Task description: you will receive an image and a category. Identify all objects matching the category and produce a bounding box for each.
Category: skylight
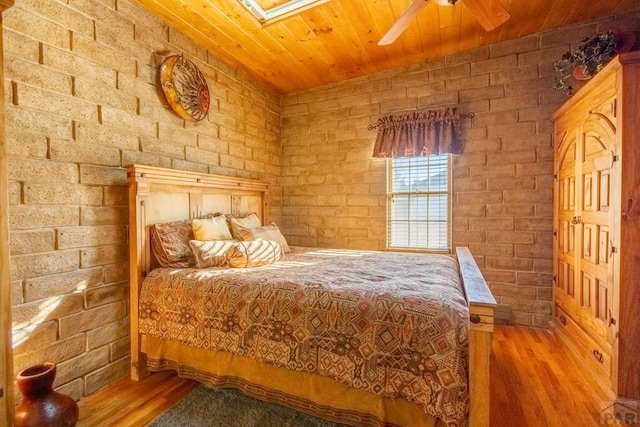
[237,0,330,24]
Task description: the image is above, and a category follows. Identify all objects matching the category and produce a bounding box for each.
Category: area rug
[149,385,347,427]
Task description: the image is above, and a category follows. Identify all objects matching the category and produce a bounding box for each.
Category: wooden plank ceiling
[133,0,640,94]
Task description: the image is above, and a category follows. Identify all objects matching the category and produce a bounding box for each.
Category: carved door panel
[555,133,578,313]
[577,114,616,344]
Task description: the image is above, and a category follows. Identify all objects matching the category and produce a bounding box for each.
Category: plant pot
[572,65,592,81]
[14,363,79,427]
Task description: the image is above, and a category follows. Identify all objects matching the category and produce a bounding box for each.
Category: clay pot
[15,363,79,427]
[572,65,591,81]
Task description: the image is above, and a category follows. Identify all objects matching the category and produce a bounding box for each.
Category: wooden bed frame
[127,164,496,427]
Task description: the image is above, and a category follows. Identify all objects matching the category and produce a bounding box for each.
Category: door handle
[593,349,604,363]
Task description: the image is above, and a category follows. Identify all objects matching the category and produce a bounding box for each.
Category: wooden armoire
[552,51,640,403]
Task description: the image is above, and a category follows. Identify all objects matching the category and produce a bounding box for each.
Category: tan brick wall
[5,0,281,398]
[280,12,640,328]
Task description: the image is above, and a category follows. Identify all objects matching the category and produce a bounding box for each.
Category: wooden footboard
[457,247,496,427]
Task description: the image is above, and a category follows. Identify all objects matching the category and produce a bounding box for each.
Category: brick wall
[5,0,281,399]
[280,12,640,328]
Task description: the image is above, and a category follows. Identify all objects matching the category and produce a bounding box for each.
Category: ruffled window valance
[371,108,462,158]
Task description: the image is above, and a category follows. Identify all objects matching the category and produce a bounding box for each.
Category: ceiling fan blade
[378,0,429,46]
[461,0,510,31]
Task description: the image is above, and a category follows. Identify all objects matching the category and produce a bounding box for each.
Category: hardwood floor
[77,326,624,427]
[76,370,198,427]
[490,326,621,427]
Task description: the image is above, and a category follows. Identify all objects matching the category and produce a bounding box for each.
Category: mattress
[139,247,470,426]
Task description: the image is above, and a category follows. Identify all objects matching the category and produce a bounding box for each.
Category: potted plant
[553,31,618,95]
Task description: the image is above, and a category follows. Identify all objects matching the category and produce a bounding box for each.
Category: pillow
[151,220,194,268]
[192,216,233,241]
[228,213,262,240]
[225,240,282,268]
[237,223,290,253]
[189,240,239,269]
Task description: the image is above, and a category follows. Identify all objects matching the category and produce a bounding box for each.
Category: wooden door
[555,130,578,314]
[576,111,616,345]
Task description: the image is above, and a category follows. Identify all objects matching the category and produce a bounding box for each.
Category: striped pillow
[225,240,282,268]
[189,240,238,268]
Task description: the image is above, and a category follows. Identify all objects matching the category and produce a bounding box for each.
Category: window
[237,0,330,24]
[387,155,451,252]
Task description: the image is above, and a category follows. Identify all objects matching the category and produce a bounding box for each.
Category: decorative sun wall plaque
[160,54,210,121]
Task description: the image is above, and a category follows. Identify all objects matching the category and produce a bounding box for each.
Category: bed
[127,164,496,427]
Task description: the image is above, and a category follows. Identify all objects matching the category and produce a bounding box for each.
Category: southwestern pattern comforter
[139,247,470,427]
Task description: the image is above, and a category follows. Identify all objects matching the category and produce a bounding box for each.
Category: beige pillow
[192,216,233,241]
[237,223,290,253]
[228,213,262,240]
[225,240,282,268]
[189,240,238,268]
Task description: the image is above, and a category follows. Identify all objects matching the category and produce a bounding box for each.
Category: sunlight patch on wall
[12,280,88,349]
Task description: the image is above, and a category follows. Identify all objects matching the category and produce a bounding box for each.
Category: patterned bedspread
[139,247,470,426]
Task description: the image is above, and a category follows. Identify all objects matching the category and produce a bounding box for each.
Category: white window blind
[387,155,451,251]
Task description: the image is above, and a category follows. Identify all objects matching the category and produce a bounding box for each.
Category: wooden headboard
[127,164,270,379]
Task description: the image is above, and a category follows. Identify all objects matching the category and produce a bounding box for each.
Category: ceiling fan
[378,0,511,46]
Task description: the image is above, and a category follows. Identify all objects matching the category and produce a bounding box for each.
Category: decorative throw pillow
[237,223,290,253]
[192,216,233,241]
[228,213,262,240]
[151,220,195,268]
[225,240,282,268]
[189,240,238,269]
